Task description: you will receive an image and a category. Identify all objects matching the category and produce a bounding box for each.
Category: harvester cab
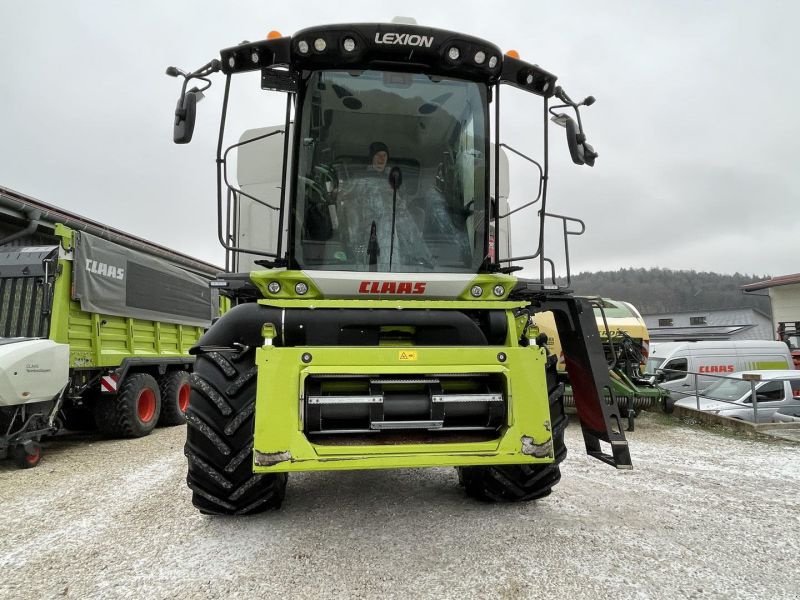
[168,21,632,515]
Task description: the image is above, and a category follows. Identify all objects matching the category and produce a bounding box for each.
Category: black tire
[94,373,162,438]
[457,355,567,502]
[662,395,675,414]
[12,442,42,469]
[184,348,287,516]
[158,371,191,427]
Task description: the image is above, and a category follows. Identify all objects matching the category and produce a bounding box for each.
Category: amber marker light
[505,49,520,59]
[267,30,282,39]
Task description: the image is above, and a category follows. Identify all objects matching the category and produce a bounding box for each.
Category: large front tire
[457,356,567,502]
[184,348,287,516]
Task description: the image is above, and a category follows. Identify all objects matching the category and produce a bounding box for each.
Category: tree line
[565,268,772,315]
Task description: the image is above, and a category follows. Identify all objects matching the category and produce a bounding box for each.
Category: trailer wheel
[184,348,287,516]
[457,357,567,502]
[94,373,162,438]
[158,371,191,427]
[12,442,42,469]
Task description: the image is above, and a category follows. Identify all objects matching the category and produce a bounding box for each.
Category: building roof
[742,273,800,292]
[642,307,772,320]
[649,325,754,341]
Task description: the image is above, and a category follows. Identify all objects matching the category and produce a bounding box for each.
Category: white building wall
[769,283,800,325]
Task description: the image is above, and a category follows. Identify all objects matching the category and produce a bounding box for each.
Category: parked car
[646,341,795,413]
[772,405,800,423]
[674,370,800,423]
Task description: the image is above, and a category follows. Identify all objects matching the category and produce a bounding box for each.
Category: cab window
[744,380,785,403]
[661,358,688,382]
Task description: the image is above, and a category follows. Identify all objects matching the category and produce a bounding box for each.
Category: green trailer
[168,20,632,514]
[0,188,220,467]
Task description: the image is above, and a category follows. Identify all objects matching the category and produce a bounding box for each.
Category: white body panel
[0,339,69,407]
[235,125,293,272]
[304,270,476,299]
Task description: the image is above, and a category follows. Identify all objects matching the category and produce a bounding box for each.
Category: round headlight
[474,51,486,65]
[493,285,505,297]
[470,285,483,298]
[251,52,259,63]
[267,281,281,294]
[314,38,327,52]
[297,40,309,54]
[295,282,309,295]
[227,56,236,68]
[526,73,534,85]
[343,37,356,52]
[488,56,498,69]
[447,46,460,61]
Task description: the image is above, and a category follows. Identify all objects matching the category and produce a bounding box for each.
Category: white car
[772,406,800,423]
[674,370,800,423]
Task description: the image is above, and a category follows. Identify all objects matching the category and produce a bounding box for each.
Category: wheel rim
[178,383,190,413]
[137,388,157,423]
[26,447,40,465]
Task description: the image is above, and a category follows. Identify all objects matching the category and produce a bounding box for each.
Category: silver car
[674,370,800,423]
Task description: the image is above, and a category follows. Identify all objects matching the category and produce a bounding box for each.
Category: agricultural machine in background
[168,19,631,515]
[533,298,668,430]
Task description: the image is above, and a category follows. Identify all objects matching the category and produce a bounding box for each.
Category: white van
[645,341,795,412]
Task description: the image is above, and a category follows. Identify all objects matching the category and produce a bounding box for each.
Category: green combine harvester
[168,19,632,515]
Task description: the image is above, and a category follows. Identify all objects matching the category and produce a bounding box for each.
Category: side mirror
[173,91,198,144]
[551,113,598,167]
[654,370,666,383]
[564,117,598,167]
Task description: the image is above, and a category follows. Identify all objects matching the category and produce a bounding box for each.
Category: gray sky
[2,1,798,276]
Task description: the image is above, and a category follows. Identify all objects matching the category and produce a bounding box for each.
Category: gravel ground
[1,414,798,600]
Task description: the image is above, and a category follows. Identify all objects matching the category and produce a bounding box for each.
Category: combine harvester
[0,187,220,467]
[167,19,632,514]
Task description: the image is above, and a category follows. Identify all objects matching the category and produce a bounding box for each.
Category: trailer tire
[457,356,567,502]
[94,373,162,438]
[184,348,287,516]
[12,442,42,469]
[158,371,191,427]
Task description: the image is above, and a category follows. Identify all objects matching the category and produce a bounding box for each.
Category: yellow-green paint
[251,270,324,300]
[48,231,203,369]
[252,344,554,473]
[53,223,74,250]
[749,360,791,370]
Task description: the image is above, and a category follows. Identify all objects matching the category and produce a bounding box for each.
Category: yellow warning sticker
[398,351,418,361]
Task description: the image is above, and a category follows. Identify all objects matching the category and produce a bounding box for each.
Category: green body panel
[252,343,554,473]
[48,236,203,370]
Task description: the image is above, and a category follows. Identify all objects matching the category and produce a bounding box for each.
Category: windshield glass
[293,70,487,273]
[703,378,750,401]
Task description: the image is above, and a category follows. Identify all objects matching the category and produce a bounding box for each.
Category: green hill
[565,268,772,315]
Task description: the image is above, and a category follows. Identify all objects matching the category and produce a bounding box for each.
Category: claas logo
[358,281,427,294]
[699,365,735,373]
